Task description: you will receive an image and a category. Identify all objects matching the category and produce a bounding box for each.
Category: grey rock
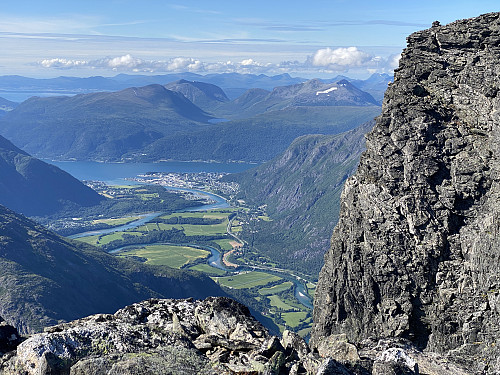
[0,297,270,375]
[311,12,500,375]
[315,358,353,375]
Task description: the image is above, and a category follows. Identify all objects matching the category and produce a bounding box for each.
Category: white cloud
[311,47,371,68]
[107,54,143,69]
[166,57,203,71]
[388,53,402,69]
[38,48,399,76]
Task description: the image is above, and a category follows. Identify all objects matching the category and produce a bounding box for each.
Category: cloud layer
[39,47,400,76]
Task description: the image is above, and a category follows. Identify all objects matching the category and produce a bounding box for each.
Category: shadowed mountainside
[0,135,104,216]
[227,121,373,275]
[0,204,225,334]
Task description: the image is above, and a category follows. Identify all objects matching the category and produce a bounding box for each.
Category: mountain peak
[312,12,500,373]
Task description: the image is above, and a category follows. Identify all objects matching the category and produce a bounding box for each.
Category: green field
[134,211,230,236]
[258,281,293,296]
[159,211,229,220]
[268,295,295,310]
[189,263,227,276]
[214,239,236,251]
[282,311,309,328]
[92,216,141,226]
[117,244,210,268]
[76,231,144,246]
[214,271,281,289]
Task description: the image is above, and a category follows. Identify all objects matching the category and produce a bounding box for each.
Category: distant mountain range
[0,72,392,102]
[0,78,381,163]
[0,84,211,161]
[226,121,374,275]
[214,79,379,119]
[0,134,104,216]
[0,203,225,334]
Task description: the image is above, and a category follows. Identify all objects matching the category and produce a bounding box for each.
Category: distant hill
[226,121,375,275]
[323,73,392,103]
[0,97,17,117]
[215,79,380,119]
[138,107,380,163]
[0,73,306,101]
[0,73,391,102]
[164,79,229,111]
[0,77,381,163]
[0,204,225,334]
[0,84,211,161]
[0,135,104,216]
[348,73,393,103]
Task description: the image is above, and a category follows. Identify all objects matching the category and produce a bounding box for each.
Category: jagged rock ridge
[311,12,500,374]
[0,298,338,375]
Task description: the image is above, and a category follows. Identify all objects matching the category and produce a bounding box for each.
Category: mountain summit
[312,12,500,374]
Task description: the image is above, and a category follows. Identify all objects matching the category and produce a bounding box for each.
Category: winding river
[51,160,313,310]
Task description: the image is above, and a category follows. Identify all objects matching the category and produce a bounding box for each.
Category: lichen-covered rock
[311,12,500,375]
[0,297,276,374]
[0,297,344,375]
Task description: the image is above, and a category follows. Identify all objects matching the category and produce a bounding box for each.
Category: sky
[1,0,499,79]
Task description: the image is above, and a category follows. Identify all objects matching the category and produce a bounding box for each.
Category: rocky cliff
[311,12,500,374]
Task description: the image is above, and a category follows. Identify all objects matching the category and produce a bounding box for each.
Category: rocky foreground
[0,297,474,374]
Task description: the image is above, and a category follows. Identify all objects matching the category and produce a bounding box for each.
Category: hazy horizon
[1,1,499,79]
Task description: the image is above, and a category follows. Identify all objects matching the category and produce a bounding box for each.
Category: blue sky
[1,0,498,78]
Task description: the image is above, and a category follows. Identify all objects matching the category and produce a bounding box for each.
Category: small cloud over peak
[311,47,371,68]
[107,54,143,69]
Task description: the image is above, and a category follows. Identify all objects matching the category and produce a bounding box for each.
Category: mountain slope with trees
[0,204,225,334]
[227,121,374,275]
[0,84,211,161]
[0,135,104,216]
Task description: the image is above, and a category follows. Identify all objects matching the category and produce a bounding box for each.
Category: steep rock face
[312,13,500,374]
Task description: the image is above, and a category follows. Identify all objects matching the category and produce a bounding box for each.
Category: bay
[43,159,256,185]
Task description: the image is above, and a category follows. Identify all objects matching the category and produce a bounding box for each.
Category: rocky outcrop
[0,298,476,375]
[0,297,349,375]
[311,12,500,374]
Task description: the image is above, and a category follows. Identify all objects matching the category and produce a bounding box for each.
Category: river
[50,160,313,310]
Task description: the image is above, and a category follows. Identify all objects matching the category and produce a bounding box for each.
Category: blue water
[43,159,256,185]
[163,186,229,211]
[68,212,163,239]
